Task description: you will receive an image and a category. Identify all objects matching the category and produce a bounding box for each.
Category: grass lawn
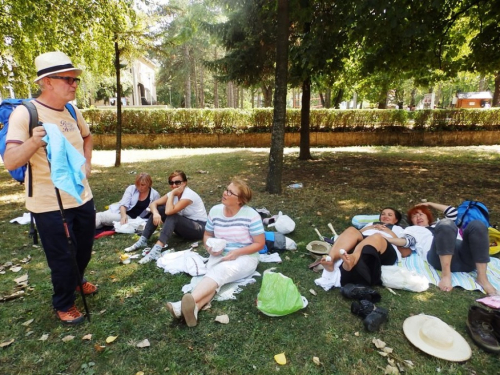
[1,146,500,375]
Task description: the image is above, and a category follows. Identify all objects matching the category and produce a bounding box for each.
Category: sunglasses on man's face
[48,76,81,85]
[168,180,184,186]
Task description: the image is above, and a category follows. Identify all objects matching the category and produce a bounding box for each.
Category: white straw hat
[34,51,82,82]
[306,241,330,255]
[403,314,471,362]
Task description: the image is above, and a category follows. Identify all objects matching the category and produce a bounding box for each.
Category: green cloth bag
[257,270,307,317]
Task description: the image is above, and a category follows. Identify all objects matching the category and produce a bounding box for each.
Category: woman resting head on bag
[166,178,265,327]
[387,202,498,296]
[320,207,409,286]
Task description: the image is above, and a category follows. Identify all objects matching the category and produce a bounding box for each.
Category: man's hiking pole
[39,126,91,322]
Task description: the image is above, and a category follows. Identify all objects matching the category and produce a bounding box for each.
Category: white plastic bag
[381,265,429,292]
[268,211,295,234]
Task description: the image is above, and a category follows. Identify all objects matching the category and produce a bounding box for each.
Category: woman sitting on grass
[166,178,265,327]
[125,170,207,264]
[95,172,160,229]
[387,202,499,295]
[320,207,409,286]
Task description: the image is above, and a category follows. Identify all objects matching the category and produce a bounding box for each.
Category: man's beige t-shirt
[6,101,93,213]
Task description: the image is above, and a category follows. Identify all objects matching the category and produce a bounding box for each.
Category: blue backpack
[0,98,77,183]
[455,200,490,231]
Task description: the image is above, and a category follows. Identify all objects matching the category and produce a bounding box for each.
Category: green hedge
[82,108,500,135]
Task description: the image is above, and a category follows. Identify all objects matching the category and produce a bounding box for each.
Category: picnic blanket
[182,272,261,301]
[398,253,500,293]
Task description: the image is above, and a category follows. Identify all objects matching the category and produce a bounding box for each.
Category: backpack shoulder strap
[21,100,39,245]
[64,103,80,131]
[21,101,38,198]
[22,100,39,135]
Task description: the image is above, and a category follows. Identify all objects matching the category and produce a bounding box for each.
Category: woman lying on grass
[320,207,409,286]
[166,178,265,327]
[387,202,499,295]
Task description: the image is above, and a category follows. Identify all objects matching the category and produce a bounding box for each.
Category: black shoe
[491,310,500,341]
[363,307,388,332]
[466,305,500,353]
[351,300,375,319]
[341,284,381,303]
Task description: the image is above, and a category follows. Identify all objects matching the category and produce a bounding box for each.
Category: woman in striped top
[387,202,498,295]
[166,178,265,327]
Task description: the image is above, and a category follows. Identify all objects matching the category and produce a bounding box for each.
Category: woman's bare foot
[341,251,359,272]
[477,277,499,296]
[319,257,335,272]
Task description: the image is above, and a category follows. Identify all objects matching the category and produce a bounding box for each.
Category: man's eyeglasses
[225,189,239,197]
[168,180,184,186]
[48,76,81,85]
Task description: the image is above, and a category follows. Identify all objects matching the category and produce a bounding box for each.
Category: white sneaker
[166,301,182,319]
[138,245,162,264]
[124,237,147,252]
[181,293,198,327]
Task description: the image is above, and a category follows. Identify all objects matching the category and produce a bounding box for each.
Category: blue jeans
[32,199,95,311]
[427,219,490,272]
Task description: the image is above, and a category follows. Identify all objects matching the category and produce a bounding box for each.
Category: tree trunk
[266,0,288,194]
[184,45,191,108]
[299,77,312,160]
[493,71,500,107]
[325,88,331,108]
[333,88,344,109]
[199,67,204,108]
[213,49,219,108]
[114,35,122,167]
[234,84,239,108]
[262,84,273,107]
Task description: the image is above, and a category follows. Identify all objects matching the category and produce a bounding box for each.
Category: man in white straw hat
[4,51,96,325]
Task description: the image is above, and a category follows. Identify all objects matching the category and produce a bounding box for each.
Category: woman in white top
[125,170,207,263]
[388,202,498,295]
[95,172,160,229]
[320,207,408,286]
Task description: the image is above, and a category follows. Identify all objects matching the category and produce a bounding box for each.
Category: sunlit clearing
[414,292,434,302]
[0,192,24,203]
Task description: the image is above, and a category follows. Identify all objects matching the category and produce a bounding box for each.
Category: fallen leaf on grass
[0,290,25,302]
[378,351,388,357]
[214,315,229,324]
[383,347,393,354]
[39,334,49,341]
[316,211,322,216]
[94,344,106,352]
[372,338,386,349]
[354,332,360,336]
[312,356,321,365]
[0,339,14,348]
[384,364,399,374]
[25,331,34,337]
[136,372,145,375]
[309,289,317,296]
[106,335,118,344]
[10,266,22,273]
[136,339,150,348]
[82,334,92,341]
[62,335,75,342]
[14,274,28,284]
[274,353,286,365]
[22,319,34,326]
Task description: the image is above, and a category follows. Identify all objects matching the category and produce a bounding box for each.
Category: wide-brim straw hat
[403,314,471,362]
[306,241,330,255]
[34,51,82,82]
